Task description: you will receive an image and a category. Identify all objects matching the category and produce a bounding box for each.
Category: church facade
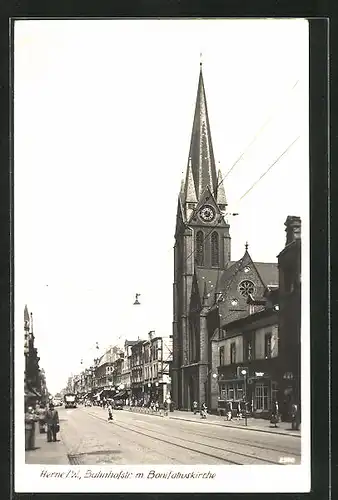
[172,63,278,411]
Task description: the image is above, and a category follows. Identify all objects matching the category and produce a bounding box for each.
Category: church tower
[172,62,231,409]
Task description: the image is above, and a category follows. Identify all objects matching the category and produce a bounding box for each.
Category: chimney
[285,216,301,246]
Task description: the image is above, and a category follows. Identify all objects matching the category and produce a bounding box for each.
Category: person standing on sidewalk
[270,400,280,428]
[25,404,37,450]
[193,400,198,415]
[45,402,59,442]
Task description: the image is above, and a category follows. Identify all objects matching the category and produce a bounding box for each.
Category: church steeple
[186,62,218,201]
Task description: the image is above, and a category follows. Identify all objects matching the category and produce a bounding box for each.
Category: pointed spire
[188,63,218,200]
[30,312,34,334]
[245,241,249,252]
[24,305,30,330]
[216,168,228,206]
[184,158,197,203]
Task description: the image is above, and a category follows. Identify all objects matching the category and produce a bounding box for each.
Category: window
[211,232,219,266]
[230,342,236,364]
[219,346,225,366]
[264,333,272,359]
[238,280,255,297]
[255,384,269,410]
[244,337,253,361]
[196,231,204,266]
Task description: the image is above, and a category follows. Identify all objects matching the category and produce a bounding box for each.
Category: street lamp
[241,369,248,426]
[133,293,141,305]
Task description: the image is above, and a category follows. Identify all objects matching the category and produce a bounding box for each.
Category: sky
[14,19,309,395]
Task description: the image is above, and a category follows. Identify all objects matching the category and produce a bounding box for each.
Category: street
[27,406,301,466]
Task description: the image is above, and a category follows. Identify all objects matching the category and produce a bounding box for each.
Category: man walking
[45,402,59,442]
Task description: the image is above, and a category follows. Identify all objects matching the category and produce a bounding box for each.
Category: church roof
[254,262,279,287]
[186,63,218,201]
[196,268,223,307]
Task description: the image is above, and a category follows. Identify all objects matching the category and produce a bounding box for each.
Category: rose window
[238,280,255,297]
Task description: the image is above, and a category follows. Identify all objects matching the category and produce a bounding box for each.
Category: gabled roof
[254,262,279,287]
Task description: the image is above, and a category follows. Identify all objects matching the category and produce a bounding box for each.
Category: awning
[113,391,127,399]
[25,387,41,398]
[25,390,38,398]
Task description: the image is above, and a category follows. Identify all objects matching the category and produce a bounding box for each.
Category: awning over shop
[25,387,41,398]
[113,391,127,399]
[25,390,38,398]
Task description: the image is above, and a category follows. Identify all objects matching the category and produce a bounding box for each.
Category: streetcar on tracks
[64,393,77,409]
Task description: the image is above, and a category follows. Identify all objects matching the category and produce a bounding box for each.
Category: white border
[14,18,311,493]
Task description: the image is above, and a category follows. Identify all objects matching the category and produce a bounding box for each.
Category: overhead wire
[168,79,301,266]
[182,134,301,267]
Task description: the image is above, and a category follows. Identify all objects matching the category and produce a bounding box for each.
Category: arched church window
[211,232,219,266]
[196,231,204,266]
[238,280,255,297]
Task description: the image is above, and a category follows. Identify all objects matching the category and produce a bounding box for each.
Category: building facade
[277,216,301,421]
[24,305,48,404]
[215,291,279,418]
[130,333,173,405]
[172,62,278,411]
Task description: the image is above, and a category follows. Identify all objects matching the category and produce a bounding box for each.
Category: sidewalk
[124,407,301,437]
[25,424,69,464]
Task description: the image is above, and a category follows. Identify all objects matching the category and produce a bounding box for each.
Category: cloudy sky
[14,19,309,395]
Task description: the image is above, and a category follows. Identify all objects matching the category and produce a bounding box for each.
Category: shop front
[218,366,279,419]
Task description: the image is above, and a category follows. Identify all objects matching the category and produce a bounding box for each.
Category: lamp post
[241,369,248,426]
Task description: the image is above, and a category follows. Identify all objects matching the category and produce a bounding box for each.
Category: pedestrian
[155,401,159,412]
[163,399,168,417]
[270,400,280,428]
[200,402,207,419]
[25,404,37,450]
[193,400,198,415]
[45,402,59,442]
[291,402,300,430]
[226,401,233,421]
[236,401,242,421]
[107,402,113,421]
[37,403,47,434]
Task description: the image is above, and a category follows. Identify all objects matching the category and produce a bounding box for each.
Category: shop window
[219,346,225,366]
[230,342,236,364]
[264,333,272,359]
[255,383,269,410]
[228,387,234,400]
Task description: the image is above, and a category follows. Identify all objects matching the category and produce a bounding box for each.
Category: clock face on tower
[199,205,216,222]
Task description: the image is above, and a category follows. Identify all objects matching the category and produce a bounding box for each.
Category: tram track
[85,410,288,465]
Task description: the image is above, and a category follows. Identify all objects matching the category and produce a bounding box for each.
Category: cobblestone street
[26,406,301,466]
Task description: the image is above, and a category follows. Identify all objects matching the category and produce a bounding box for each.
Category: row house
[121,340,137,395]
[130,339,144,401]
[208,216,301,420]
[131,332,173,404]
[24,306,49,404]
[93,345,124,399]
[214,288,279,419]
